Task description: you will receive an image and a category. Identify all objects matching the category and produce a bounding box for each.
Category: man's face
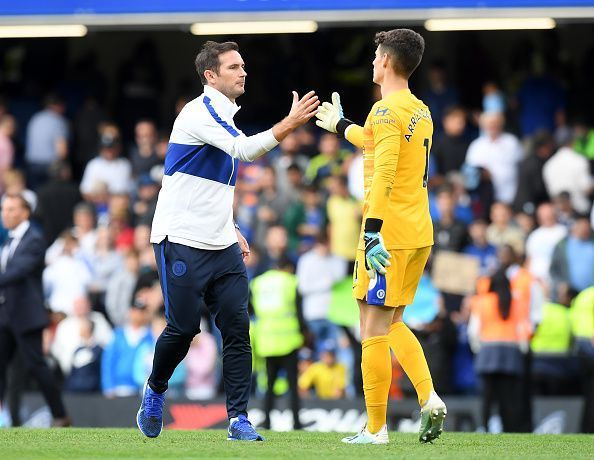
[372,46,387,85]
[1,197,28,230]
[207,50,247,101]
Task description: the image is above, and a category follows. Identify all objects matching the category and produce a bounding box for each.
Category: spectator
[513,130,554,215]
[251,256,306,430]
[294,125,318,158]
[482,81,505,114]
[326,175,360,267]
[185,329,218,400]
[530,283,576,395]
[51,295,112,376]
[34,161,81,244]
[25,93,69,189]
[43,230,92,315]
[253,166,290,250]
[421,60,459,134]
[305,133,350,186]
[101,296,152,397]
[296,233,346,356]
[432,185,468,252]
[569,286,594,432]
[432,107,470,179]
[80,123,132,200]
[3,169,37,213]
[64,318,103,393]
[543,132,593,214]
[466,112,523,204]
[298,340,347,400]
[525,202,567,284]
[553,191,577,230]
[284,163,304,205]
[284,184,326,255]
[271,133,308,196]
[486,202,525,256]
[259,225,289,272]
[105,249,140,327]
[87,225,124,312]
[131,174,160,226]
[129,120,160,178]
[0,115,16,191]
[464,219,499,276]
[468,269,526,432]
[550,215,594,296]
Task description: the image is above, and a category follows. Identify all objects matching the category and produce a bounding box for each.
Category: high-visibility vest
[531,302,572,355]
[250,270,303,357]
[472,292,522,343]
[328,277,359,327]
[569,286,594,339]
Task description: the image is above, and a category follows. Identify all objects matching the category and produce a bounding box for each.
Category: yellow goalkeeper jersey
[349,88,434,250]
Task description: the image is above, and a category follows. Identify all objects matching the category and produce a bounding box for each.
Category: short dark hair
[3,192,31,214]
[374,29,425,78]
[195,41,239,85]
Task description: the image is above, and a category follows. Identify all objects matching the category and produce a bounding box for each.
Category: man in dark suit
[0,193,69,426]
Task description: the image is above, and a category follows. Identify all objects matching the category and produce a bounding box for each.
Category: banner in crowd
[13,394,584,434]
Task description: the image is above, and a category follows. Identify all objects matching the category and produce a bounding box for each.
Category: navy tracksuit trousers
[149,239,251,419]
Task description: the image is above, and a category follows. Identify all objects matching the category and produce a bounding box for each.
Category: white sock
[229,417,238,425]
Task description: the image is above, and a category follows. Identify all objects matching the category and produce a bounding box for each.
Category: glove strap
[364,218,383,233]
[336,118,355,138]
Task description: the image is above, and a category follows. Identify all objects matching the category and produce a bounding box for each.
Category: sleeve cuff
[259,128,280,151]
[364,218,383,233]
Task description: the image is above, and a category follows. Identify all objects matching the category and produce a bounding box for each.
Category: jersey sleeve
[365,109,402,222]
[345,124,364,149]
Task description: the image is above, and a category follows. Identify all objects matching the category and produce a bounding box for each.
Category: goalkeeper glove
[315,92,355,137]
[363,218,391,278]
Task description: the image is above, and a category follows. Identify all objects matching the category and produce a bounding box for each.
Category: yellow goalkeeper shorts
[353,246,431,307]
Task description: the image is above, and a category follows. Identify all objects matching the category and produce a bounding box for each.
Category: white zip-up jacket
[150,86,279,249]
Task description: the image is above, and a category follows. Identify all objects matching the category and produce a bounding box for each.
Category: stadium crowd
[0,52,593,433]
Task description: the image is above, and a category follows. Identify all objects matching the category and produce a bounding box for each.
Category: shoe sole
[419,407,447,443]
[136,408,163,439]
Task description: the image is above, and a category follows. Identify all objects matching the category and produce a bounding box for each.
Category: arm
[195,91,318,163]
[0,236,45,286]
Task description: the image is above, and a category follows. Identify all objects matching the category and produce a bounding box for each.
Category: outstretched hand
[286,90,319,129]
[315,91,343,133]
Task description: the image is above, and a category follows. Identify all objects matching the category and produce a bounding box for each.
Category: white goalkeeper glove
[315,92,354,137]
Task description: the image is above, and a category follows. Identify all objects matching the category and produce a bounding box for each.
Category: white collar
[8,220,30,240]
[203,85,241,118]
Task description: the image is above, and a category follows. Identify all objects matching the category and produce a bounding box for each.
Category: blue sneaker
[137,382,166,438]
[227,415,265,441]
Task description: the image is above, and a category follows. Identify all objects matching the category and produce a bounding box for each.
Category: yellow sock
[361,335,392,433]
[388,321,433,406]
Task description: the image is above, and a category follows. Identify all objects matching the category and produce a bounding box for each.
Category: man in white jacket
[137,40,318,441]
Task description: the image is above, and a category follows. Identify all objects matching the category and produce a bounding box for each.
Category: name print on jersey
[404,107,431,142]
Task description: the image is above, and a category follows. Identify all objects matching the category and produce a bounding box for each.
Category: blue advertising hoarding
[1,1,594,16]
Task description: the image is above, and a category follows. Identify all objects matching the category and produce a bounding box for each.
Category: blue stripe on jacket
[203,96,240,137]
[164,143,238,186]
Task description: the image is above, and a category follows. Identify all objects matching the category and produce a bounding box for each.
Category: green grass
[1,429,593,459]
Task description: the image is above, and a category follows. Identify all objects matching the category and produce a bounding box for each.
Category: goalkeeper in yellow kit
[315,29,446,445]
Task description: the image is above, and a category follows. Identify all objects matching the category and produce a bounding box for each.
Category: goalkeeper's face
[372,46,386,85]
[211,50,247,102]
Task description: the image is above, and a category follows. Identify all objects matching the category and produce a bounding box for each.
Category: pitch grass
[1,429,593,459]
